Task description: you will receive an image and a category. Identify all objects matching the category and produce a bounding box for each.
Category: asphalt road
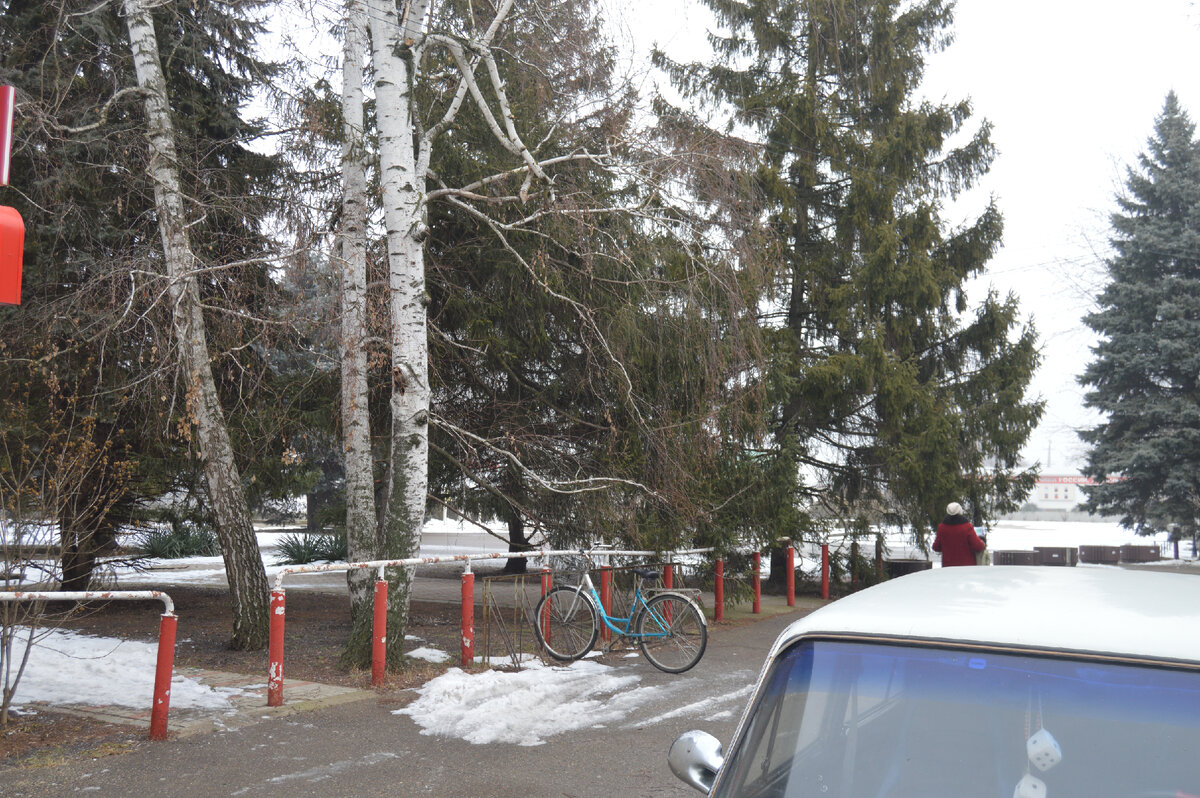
[6,606,811,798]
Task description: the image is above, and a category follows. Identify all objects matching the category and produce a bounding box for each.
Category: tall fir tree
[1080,92,1200,535]
[656,0,1041,564]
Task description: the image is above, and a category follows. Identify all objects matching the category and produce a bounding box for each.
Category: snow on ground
[407,646,450,663]
[101,516,511,589]
[986,519,1171,551]
[787,518,1184,575]
[7,628,245,714]
[393,659,655,746]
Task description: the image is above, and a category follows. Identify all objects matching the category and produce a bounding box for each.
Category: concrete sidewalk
[40,668,375,738]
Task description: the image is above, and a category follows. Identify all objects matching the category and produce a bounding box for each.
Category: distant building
[1034,475,1087,509]
[1027,474,1124,511]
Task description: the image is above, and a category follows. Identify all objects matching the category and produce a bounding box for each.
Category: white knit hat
[946,502,964,516]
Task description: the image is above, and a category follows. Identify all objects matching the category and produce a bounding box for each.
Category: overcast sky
[608,0,1200,473]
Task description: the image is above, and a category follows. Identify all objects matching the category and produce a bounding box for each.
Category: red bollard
[786,545,795,607]
[540,568,552,642]
[752,552,761,614]
[149,612,177,740]
[267,588,286,707]
[461,570,475,666]
[663,562,673,590]
[821,544,830,600]
[714,559,725,621]
[371,579,387,687]
[600,565,612,642]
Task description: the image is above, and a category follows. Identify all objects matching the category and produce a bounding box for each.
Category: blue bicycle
[533,562,707,673]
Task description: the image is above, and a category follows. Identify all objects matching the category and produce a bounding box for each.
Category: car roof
[773,566,1200,665]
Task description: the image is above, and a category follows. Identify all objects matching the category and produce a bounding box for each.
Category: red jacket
[933,518,986,567]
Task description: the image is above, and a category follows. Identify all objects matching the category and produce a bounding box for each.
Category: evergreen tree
[1080,92,1200,535]
[423,0,769,565]
[656,0,1041,561]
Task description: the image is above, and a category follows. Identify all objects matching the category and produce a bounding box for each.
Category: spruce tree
[656,0,1041,559]
[1080,92,1200,535]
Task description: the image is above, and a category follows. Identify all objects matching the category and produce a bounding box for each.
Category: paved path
[5,599,818,798]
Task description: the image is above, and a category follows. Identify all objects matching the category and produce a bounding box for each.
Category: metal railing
[265,547,716,706]
[0,590,177,740]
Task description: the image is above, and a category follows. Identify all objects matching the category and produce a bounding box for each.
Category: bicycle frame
[575,569,672,640]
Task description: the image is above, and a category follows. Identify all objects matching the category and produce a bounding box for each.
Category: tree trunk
[366,0,431,665]
[59,529,100,593]
[764,545,792,594]
[123,0,269,650]
[305,492,322,534]
[501,512,530,575]
[337,0,384,667]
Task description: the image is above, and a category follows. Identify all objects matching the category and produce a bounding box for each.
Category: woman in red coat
[933,502,986,566]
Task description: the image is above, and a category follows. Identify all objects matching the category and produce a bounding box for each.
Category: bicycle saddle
[634,568,660,580]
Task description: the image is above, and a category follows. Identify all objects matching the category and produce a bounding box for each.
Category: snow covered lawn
[6,628,245,714]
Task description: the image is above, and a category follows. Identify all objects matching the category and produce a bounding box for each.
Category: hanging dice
[1027,728,1062,771]
[1013,774,1047,798]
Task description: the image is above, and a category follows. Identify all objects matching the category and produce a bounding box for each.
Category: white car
[669,566,1200,797]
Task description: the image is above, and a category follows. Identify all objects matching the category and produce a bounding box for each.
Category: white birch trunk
[123,0,269,649]
[365,0,431,650]
[337,0,380,660]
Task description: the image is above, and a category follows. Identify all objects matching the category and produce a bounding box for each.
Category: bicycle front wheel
[636,592,707,673]
[533,586,600,662]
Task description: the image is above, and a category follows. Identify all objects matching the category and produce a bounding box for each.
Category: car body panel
[763,566,1200,665]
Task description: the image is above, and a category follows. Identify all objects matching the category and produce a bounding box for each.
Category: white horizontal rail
[0,589,175,615]
[272,548,715,591]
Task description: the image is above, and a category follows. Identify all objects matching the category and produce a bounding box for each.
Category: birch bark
[357,0,431,661]
[336,0,381,662]
[123,0,269,649]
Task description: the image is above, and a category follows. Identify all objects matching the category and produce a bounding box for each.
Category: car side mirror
[668,730,725,793]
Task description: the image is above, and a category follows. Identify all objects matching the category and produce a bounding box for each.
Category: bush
[274,531,347,565]
[135,522,220,559]
[316,531,347,562]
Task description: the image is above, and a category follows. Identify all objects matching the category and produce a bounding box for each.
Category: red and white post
[149,612,177,740]
[461,568,475,666]
[371,576,388,686]
[540,567,552,642]
[714,559,724,621]
[267,588,286,707]
[0,85,13,187]
[752,551,761,614]
[786,543,796,607]
[821,544,830,600]
[599,564,612,642]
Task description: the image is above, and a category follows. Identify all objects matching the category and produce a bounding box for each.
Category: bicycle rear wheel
[533,586,600,661]
[636,592,707,673]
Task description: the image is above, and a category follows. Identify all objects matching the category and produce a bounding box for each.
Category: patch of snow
[626,684,754,728]
[8,629,244,712]
[393,659,658,746]
[407,646,449,663]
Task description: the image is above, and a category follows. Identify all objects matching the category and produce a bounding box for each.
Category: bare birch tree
[336,0,382,659]
[122,0,270,650]
[337,0,439,664]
